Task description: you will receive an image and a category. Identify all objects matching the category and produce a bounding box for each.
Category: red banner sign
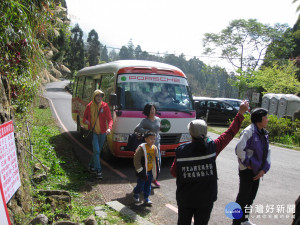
[0,121,21,203]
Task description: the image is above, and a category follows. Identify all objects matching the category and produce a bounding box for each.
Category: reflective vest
[175,138,218,207]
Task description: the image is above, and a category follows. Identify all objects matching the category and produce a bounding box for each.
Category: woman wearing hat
[170,101,249,225]
[232,108,271,225]
[83,89,113,179]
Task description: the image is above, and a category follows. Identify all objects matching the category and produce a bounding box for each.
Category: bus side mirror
[109,93,117,106]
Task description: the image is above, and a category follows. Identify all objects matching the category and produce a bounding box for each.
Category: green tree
[109,49,119,61]
[290,15,300,81]
[186,57,206,91]
[203,19,291,97]
[140,50,150,60]
[101,45,109,62]
[66,24,85,73]
[87,29,101,66]
[119,46,129,59]
[262,25,295,69]
[203,19,290,71]
[164,54,181,68]
[250,60,300,94]
[135,45,143,60]
[293,0,300,12]
[127,39,135,59]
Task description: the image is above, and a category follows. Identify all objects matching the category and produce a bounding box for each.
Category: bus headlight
[113,133,129,142]
[179,133,192,142]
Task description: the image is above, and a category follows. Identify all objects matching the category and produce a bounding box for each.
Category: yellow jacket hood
[92,89,104,104]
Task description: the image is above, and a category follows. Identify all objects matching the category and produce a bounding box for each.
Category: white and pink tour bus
[72,60,195,158]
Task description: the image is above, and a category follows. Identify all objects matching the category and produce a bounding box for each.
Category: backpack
[126,133,145,151]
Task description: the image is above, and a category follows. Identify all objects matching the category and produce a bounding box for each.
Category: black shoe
[144,198,152,206]
[96,171,103,179]
[89,166,96,174]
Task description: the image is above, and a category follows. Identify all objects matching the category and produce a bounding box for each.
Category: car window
[225,100,241,108]
[224,102,234,110]
[208,100,218,108]
[200,101,207,107]
[218,102,225,109]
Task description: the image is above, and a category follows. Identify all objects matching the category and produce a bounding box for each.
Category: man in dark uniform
[170,101,249,225]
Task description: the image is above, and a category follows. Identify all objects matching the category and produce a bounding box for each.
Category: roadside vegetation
[208,114,300,150]
[13,97,137,224]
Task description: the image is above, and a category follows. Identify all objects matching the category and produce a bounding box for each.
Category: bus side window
[99,74,114,103]
[82,77,94,102]
[73,77,79,97]
[95,79,101,90]
[77,77,85,98]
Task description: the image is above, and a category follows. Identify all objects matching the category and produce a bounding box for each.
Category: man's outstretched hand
[238,100,249,115]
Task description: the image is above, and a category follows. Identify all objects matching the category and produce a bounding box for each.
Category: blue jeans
[90,133,106,172]
[133,171,153,200]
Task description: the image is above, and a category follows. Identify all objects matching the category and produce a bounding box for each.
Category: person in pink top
[83,89,113,179]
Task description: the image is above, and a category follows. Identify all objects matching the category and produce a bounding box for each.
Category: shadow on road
[48,130,178,223]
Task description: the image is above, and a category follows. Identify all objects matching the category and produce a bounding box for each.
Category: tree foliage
[0,0,70,112]
[263,27,296,67]
[203,19,291,72]
[108,49,119,61]
[202,19,293,98]
[250,60,300,94]
[66,24,85,72]
[293,0,300,12]
[87,29,101,66]
[101,45,109,62]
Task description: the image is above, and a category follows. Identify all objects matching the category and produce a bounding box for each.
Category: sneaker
[152,180,160,187]
[133,193,140,203]
[241,220,256,225]
[144,199,152,206]
[96,171,103,179]
[89,166,96,174]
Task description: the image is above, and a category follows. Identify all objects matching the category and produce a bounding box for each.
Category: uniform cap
[187,119,207,139]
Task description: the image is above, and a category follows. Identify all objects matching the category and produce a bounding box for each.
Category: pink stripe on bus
[117,110,195,118]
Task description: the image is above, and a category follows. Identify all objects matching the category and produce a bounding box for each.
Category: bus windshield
[116,74,193,111]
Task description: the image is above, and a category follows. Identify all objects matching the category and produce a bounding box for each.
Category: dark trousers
[178,203,213,225]
[232,169,260,225]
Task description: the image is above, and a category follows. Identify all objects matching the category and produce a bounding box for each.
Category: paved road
[44,80,299,225]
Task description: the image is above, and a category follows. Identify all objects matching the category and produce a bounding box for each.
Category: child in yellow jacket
[133,132,160,206]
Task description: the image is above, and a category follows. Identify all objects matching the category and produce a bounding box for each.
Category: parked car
[193,97,238,125]
[216,98,250,112]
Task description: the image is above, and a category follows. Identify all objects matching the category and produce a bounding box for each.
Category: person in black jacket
[170,101,249,225]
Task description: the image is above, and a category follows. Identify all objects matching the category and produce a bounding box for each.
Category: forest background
[2,0,300,111]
